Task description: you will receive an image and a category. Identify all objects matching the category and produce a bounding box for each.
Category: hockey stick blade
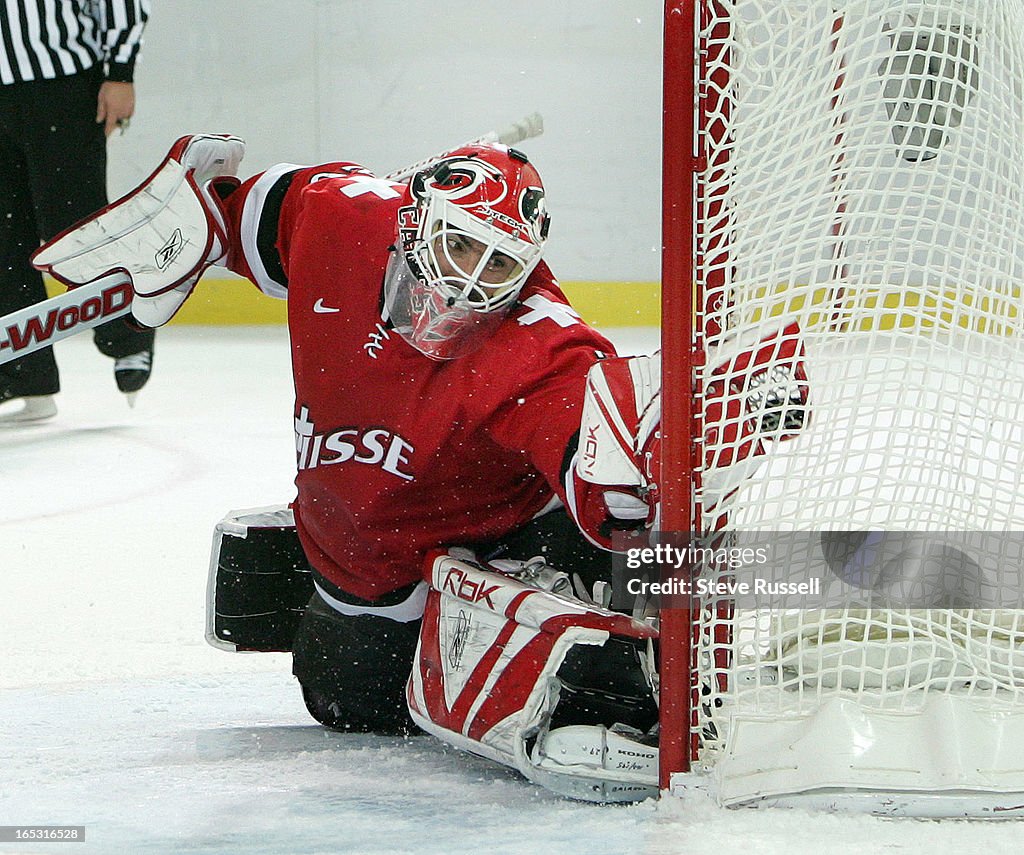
[385,111,544,181]
[0,271,134,366]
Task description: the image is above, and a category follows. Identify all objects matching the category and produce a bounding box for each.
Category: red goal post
[659,0,700,788]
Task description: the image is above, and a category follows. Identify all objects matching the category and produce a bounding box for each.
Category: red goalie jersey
[217,162,618,600]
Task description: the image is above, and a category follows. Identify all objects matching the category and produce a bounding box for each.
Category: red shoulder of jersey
[488,263,617,387]
[464,263,618,494]
[219,162,410,297]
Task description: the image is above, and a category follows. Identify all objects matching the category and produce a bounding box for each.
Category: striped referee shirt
[0,0,149,86]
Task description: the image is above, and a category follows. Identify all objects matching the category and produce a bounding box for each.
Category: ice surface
[1,326,1020,854]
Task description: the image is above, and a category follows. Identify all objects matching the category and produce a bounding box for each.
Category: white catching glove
[32,134,246,328]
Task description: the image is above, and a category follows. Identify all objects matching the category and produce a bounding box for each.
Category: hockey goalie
[31,134,809,802]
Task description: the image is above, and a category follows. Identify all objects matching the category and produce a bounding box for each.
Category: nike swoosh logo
[313,298,341,314]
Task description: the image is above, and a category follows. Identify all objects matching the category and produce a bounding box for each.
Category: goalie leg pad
[407,551,660,803]
[206,505,314,652]
[168,134,246,186]
[477,506,616,599]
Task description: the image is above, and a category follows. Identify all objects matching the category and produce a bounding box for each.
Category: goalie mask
[384,144,550,360]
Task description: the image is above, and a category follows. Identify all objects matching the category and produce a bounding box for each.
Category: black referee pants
[0,67,152,398]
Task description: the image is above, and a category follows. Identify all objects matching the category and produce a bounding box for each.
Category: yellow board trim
[45,276,663,328]
[743,280,1024,335]
[45,273,1022,333]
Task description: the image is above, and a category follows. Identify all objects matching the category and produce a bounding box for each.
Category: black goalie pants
[291,587,422,736]
[290,507,619,735]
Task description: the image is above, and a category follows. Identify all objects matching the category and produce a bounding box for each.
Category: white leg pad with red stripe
[407,551,659,803]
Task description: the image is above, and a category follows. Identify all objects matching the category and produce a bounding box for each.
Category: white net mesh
[693,0,1024,767]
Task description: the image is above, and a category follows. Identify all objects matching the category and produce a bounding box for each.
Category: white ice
[1,326,1020,854]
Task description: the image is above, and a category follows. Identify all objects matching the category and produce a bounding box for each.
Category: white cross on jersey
[516,294,582,328]
[340,176,404,200]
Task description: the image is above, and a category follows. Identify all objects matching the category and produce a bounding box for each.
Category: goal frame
[657,0,1024,812]
[659,0,701,789]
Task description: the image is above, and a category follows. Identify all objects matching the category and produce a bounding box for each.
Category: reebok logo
[155,228,186,270]
[313,298,341,314]
[442,566,500,609]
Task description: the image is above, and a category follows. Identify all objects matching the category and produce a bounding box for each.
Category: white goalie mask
[383,144,549,360]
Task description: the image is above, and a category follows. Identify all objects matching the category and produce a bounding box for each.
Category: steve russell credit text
[623,543,822,597]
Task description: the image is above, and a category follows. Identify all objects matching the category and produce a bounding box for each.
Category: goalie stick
[0,113,545,367]
[0,270,134,367]
[384,112,543,181]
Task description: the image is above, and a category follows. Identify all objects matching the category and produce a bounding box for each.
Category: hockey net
[660,0,1024,810]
